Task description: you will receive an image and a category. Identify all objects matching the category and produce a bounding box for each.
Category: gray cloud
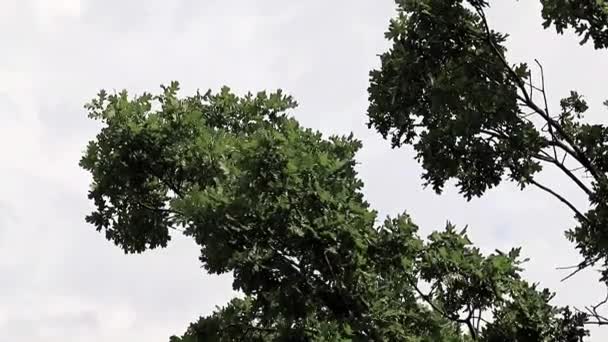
[1,0,607,340]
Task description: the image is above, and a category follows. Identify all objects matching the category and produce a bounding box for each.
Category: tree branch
[473,5,604,186]
[534,59,558,160]
[533,151,593,197]
[528,179,589,224]
[408,277,479,340]
[574,292,608,326]
[557,257,600,281]
[136,201,187,233]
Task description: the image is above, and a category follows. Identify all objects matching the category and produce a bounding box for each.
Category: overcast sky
[1,0,607,340]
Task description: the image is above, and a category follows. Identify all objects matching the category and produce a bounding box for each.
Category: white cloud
[0,0,606,340]
[35,0,80,19]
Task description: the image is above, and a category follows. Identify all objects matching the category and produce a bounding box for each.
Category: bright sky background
[1,0,607,340]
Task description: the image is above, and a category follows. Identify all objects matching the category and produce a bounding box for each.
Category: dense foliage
[541,0,608,49]
[81,83,586,340]
[79,0,608,340]
[368,0,608,292]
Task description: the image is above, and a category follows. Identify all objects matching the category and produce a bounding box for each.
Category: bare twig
[569,166,586,172]
[574,292,608,326]
[528,69,534,100]
[534,151,593,197]
[534,59,558,159]
[557,256,601,281]
[464,304,478,340]
[520,111,538,119]
[529,179,588,224]
[556,264,583,270]
[561,266,587,282]
[474,5,604,185]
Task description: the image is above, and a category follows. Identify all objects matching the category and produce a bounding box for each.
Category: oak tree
[78,0,608,340]
[81,82,586,340]
[368,0,608,324]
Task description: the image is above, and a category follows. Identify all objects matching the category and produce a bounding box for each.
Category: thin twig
[528,69,534,101]
[534,151,593,197]
[561,266,586,282]
[569,166,586,172]
[535,59,558,160]
[529,179,588,224]
[474,5,603,185]
[558,256,600,281]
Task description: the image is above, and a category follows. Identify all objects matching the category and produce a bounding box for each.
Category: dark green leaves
[80,82,298,254]
[368,0,544,199]
[482,284,588,342]
[541,0,608,49]
[73,0,608,339]
[368,0,608,296]
[81,81,588,340]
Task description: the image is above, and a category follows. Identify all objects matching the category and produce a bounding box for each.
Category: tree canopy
[80,0,608,340]
[81,83,586,340]
[368,0,608,311]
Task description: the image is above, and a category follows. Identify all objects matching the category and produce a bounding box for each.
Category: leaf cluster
[82,83,587,340]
